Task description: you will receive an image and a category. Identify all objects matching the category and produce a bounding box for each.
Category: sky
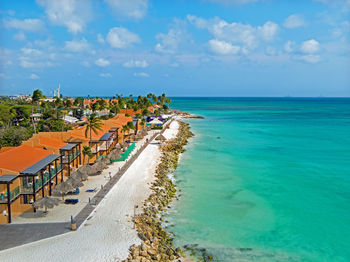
[0,0,349,97]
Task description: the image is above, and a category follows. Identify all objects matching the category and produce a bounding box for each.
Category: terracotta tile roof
[0,145,51,173]
[0,147,15,153]
[39,137,66,149]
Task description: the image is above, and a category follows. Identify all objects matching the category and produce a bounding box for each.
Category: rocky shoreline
[122,121,194,262]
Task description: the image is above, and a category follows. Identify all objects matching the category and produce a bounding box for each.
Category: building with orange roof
[0,111,139,224]
[0,145,63,224]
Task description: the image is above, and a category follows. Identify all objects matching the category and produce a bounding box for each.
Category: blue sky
[0,0,349,97]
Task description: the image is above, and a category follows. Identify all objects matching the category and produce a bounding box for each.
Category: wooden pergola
[0,175,19,223]
[20,154,61,212]
[59,143,81,177]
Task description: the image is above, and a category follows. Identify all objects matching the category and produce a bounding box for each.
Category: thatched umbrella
[89,160,105,174]
[52,181,74,199]
[33,197,60,213]
[72,169,88,181]
[110,151,121,160]
[79,164,95,176]
[135,133,143,140]
[115,143,121,150]
[155,134,166,142]
[67,176,84,188]
[120,141,128,148]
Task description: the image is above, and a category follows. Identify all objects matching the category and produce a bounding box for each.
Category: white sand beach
[0,120,179,262]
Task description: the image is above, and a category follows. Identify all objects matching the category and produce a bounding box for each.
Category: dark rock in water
[217,136,221,139]
[238,247,253,252]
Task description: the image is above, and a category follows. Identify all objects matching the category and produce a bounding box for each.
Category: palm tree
[82,146,92,164]
[121,125,129,142]
[84,113,103,141]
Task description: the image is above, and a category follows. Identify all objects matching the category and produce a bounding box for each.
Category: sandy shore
[0,120,179,262]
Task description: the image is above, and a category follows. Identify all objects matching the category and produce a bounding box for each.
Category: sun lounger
[86,188,97,192]
[67,188,79,195]
[65,199,79,204]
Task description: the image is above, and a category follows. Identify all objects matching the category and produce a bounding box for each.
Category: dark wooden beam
[6,183,11,224]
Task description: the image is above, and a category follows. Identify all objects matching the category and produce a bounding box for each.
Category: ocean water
[168,98,350,262]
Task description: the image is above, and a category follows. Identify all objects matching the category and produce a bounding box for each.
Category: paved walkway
[0,121,172,252]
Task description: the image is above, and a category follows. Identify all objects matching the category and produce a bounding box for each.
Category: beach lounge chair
[67,188,80,195]
[65,199,79,204]
[86,188,97,192]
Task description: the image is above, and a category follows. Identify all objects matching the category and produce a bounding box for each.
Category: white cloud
[13,31,26,41]
[21,48,42,56]
[301,39,320,54]
[209,39,240,55]
[297,55,321,63]
[284,14,305,29]
[95,58,110,67]
[30,73,40,79]
[3,18,45,32]
[97,33,105,44]
[65,38,89,52]
[134,72,149,77]
[106,27,140,48]
[123,59,149,68]
[284,41,296,53]
[155,20,191,54]
[99,73,112,78]
[188,15,279,54]
[258,21,279,42]
[36,0,92,34]
[104,0,148,20]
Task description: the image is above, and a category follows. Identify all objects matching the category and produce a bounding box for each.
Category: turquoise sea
[168,98,350,262]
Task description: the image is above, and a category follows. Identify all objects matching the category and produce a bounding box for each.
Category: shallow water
[168,98,350,262]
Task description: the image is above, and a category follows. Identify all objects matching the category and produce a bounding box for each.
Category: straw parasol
[78,164,95,176]
[141,129,148,136]
[110,151,121,160]
[135,133,143,140]
[71,169,88,181]
[66,176,84,188]
[89,160,105,174]
[33,197,60,213]
[120,141,128,148]
[155,134,166,142]
[52,181,74,199]
[115,143,121,149]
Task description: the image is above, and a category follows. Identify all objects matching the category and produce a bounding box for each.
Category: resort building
[0,113,140,224]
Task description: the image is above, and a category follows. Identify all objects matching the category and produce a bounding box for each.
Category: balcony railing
[0,186,21,204]
[62,150,80,163]
[17,164,63,195]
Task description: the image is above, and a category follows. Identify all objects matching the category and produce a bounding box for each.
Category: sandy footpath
[0,120,179,262]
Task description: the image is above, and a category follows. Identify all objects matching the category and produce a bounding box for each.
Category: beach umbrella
[71,169,88,181]
[33,197,60,213]
[110,151,121,160]
[155,134,166,142]
[120,141,128,148]
[146,126,151,131]
[78,164,95,176]
[66,177,84,188]
[135,133,143,140]
[140,130,147,137]
[52,181,74,199]
[115,143,121,149]
[149,118,163,125]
